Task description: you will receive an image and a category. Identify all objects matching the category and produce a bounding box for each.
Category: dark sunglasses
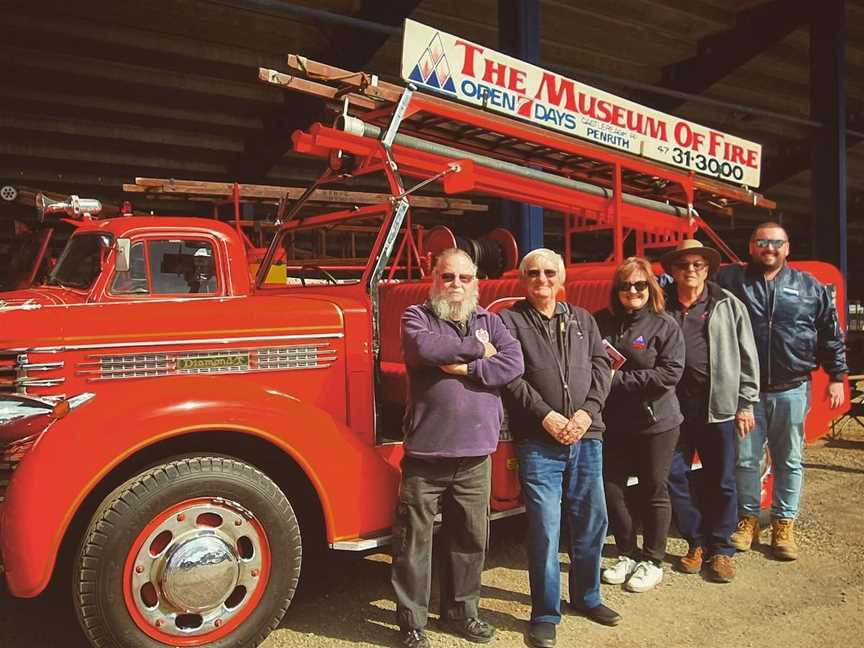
[672,261,708,271]
[754,238,787,249]
[618,280,649,292]
[439,272,475,283]
[526,268,558,279]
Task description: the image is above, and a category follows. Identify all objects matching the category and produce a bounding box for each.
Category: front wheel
[73,456,301,648]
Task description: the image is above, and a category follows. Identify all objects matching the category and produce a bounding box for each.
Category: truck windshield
[47,233,114,290]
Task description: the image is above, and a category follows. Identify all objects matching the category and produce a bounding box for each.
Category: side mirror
[115,239,131,272]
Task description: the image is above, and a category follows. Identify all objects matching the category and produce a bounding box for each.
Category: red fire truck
[0,22,849,648]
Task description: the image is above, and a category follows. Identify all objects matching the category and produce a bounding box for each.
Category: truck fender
[1,376,400,597]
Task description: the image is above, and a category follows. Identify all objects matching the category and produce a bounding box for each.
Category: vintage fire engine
[0,20,848,648]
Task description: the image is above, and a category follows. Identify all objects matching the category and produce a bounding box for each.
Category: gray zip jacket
[668,281,760,423]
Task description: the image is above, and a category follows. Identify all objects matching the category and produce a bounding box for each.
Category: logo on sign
[408,31,457,94]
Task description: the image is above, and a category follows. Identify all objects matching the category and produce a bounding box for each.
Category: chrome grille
[0,351,65,394]
[0,436,37,504]
[0,352,18,394]
[77,343,338,381]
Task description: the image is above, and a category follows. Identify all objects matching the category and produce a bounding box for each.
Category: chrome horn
[36,193,102,221]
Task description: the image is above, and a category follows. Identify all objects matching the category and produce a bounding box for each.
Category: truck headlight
[0,393,95,444]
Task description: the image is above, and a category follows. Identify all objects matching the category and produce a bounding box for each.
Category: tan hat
[660,239,721,274]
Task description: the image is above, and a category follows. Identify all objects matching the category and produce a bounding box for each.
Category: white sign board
[401,19,762,187]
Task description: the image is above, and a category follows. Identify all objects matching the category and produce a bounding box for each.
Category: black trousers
[603,426,679,563]
[391,454,491,631]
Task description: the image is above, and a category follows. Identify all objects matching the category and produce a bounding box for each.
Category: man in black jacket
[715,222,848,560]
[501,248,616,648]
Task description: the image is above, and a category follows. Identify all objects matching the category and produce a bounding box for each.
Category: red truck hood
[0,287,88,310]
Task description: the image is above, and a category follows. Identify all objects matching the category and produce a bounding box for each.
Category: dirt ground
[2,426,862,648]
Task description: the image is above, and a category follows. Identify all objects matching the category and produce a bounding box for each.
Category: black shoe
[528,621,557,647]
[573,603,622,627]
[400,628,431,648]
[443,617,496,643]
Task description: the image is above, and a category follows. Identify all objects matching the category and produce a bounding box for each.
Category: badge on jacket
[475,329,490,343]
[632,335,646,349]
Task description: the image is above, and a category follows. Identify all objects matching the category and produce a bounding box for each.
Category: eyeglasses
[754,238,787,249]
[526,268,558,279]
[439,272,475,283]
[672,261,709,271]
[618,280,649,292]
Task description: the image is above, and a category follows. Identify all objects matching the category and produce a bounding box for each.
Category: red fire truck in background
[0,22,849,648]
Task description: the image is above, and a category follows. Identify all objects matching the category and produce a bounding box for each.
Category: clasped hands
[440,341,497,376]
[543,409,591,445]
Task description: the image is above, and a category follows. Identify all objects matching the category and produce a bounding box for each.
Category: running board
[329,506,526,551]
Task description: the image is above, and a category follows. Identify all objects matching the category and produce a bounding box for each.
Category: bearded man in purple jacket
[392,248,524,648]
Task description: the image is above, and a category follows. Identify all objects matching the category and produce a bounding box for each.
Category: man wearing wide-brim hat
[660,238,721,275]
[660,239,759,584]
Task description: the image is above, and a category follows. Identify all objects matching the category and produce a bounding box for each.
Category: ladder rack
[260,56,776,266]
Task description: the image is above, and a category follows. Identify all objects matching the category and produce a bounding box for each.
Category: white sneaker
[624,560,663,592]
[601,556,637,585]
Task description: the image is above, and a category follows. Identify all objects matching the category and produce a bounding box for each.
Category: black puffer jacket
[595,306,685,435]
[715,263,848,388]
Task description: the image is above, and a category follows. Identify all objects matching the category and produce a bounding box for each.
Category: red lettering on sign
[578,93,596,117]
[674,122,693,148]
[533,73,577,111]
[509,68,527,92]
[724,143,746,165]
[610,104,625,128]
[744,149,759,169]
[647,117,668,142]
[483,59,508,86]
[708,130,725,157]
[454,40,485,77]
[596,99,612,123]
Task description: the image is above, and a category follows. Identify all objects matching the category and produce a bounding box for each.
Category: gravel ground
[2,427,862,648]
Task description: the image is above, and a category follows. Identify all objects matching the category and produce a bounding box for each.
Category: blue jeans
[738,381,810,519]
[518,439,607,624]
[667,398,738,557]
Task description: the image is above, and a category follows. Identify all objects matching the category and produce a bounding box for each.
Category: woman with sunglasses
[595,257,685,593]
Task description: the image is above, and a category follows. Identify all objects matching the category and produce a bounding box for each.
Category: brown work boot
[771,518,799,561]
[677,546,703,573]
[706,554,736,583]
[730,515,760,551]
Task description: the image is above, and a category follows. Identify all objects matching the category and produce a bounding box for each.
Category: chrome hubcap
[161,534,239,612]
[129,499,266,637]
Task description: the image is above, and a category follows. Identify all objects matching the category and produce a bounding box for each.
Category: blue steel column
[498,0,544,254]
[810,0,847,283]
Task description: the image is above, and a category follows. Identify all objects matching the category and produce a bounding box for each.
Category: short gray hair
[434,248,477,275]
[519,248,566,282]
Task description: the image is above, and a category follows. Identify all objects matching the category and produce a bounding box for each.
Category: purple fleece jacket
[401,301,524,458]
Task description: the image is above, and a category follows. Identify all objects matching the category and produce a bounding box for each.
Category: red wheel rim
[122,497,272,646]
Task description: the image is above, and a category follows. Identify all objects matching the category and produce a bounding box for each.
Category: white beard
[430,288,479,323]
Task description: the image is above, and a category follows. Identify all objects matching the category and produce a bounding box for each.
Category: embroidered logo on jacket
[475,329,490,343]
[632,335,647,349]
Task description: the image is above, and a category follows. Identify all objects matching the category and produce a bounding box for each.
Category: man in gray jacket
[662,240,759,583]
